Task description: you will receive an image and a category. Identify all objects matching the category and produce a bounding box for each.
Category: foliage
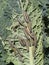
[0,0,49,65]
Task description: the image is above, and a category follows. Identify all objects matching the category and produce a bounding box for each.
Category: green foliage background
[0,0,49,65]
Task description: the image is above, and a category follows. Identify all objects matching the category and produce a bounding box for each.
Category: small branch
[29,46,35,65]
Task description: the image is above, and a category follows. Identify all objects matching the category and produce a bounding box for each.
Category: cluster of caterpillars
[6,11,37,59]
